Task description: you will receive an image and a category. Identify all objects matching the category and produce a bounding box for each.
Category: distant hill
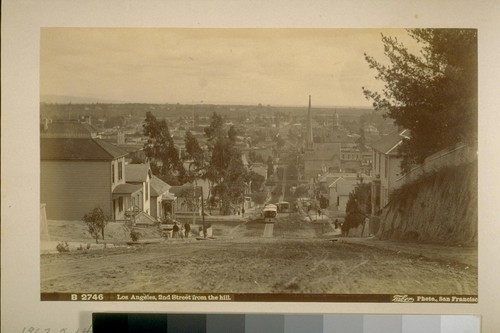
[41,94,126,104]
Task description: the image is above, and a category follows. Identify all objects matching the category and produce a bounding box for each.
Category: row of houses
[311,128,409,215]
[40,121,201,222]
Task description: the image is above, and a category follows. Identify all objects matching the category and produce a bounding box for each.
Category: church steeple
[305,95,314,150]
[333,109,340,130]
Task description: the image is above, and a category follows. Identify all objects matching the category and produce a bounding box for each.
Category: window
[384,156,388,178]
[119,197,123,212]
[111,163,115,183]
[145,183,149,201]
[378,153,381,174]
[118,161,123,180]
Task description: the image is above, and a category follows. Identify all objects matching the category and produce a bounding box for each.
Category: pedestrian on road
[242,207,245,217]
[172,223,179,239]
[184,223,191,238]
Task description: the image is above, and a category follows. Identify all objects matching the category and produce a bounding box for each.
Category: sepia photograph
[38,28,477,303]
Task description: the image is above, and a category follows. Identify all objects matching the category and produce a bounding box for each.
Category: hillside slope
[377,162,477,245]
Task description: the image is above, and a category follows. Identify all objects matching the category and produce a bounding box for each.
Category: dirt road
[41,213,477,295]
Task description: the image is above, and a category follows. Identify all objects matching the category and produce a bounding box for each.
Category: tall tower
[333,109,340,130]
[305,95,314,150]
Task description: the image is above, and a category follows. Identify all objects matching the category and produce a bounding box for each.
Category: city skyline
[41,28,419,107]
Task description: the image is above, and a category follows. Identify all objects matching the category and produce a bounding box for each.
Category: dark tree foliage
[343,183,372,232]
[205,112,247,215]
[363,29,477,173]
[228,125,238,143]
[204,111,224,140]
[274,134,286,149]
[266,156,274,178]
[184,130,206,183]
[143,112,186,184]
[245,170,266,192]
[251,191,268,206]
[248,150,265,164]
[82,207,109,244]
[286,163,299,181]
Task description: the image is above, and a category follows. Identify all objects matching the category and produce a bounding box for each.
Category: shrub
[82,207,109,244]
[130,230,141,242]
[56,241,70,253]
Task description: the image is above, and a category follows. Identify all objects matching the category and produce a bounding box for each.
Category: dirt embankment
[378,162,477,245]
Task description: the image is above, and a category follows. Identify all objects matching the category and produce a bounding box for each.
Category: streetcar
[276,201,290,213]
[262,204,278,223]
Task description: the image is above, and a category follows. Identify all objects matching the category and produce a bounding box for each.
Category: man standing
[184,223,191,238]
[172,223,179,239]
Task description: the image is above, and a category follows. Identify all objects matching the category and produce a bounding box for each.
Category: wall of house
[372,151,402,209]
[150,195,160,219]
[329,187,338,211]
[110,157,126,190]
[341,159,362,173]
[387,156,403,192]
[328,178,358,212]
[145,178,150,214]
[41,160,112,220]
[338,195,349,213]
[113,195,134,221]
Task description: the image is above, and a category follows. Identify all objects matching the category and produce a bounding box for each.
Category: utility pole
[201,186,206,238]
[192,181,197,226]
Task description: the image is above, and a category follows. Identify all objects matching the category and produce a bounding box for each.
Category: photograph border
[2,0,499,332]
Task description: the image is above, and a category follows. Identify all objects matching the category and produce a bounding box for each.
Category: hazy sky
[40,28,417,107]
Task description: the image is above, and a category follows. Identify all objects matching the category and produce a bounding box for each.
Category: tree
[184,130,206,182]
[246,170,265,192]
[204,111,224,140]
[342,183,371,234]
[82,207,109,244]
[143,112,185,184]
[319,195,329,209]
[228,125,238,143]
[274,134,285,149]
[204,112,247,215]
[251,191,268,207]
[363,29,477,173]
[266,156,274,178]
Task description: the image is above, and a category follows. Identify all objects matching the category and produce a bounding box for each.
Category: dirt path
[41,238,476,295]
[41,213,477,295]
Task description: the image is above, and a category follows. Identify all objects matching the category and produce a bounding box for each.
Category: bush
[56,241,70,253]
[130,230,141,242]
[82,207,109,244]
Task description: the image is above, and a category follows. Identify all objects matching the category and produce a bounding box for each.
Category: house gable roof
[41,138,128,160]
[112,183,142,194]
[125,164,151,183]
[369,129,410,155]
[150,175,171,197]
